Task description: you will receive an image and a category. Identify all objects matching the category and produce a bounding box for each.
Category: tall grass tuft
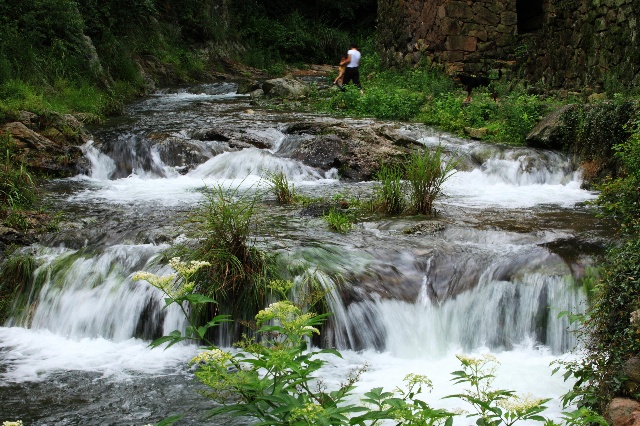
[375,162,405,214]
[176,184,277,342]
[0,135,37,223]
[264,169,295,204]
[406,146,458,216]
[0,250,37,323]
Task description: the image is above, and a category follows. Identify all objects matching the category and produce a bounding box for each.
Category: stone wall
[377,0,640,91]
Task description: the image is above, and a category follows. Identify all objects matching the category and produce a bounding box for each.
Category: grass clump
[370,146,458,217]
[264,169,296,204]
[375,162,405,215]
[406,146,458,215]
[173,184,278,342]
[323,207,354,233]
[0,134,37,228]
[0,249,37,323]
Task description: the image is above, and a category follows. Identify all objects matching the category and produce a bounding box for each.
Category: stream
[0,82,610,424]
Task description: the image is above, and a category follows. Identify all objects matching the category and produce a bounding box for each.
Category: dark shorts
[343,67,361,88]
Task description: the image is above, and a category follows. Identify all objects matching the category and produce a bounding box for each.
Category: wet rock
[285,121,417,181]
[154,137,216,173]
[236,79,261,94]
[250,89,264,100]
[526,104,578,150]
[262,78,309,99]
[189,127,271,149]
[606,398,640,426]
[18,111,39,129]
[465,127,489,140]
[299,202,345,217]
[402,221,446,235]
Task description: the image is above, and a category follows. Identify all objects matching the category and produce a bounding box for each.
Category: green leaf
[154,415,183,426]
[318,348,343,359]
[182,293,217,304]
[149,330,185,349]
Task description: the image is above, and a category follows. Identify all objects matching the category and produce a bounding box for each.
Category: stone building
[377,0,640,92]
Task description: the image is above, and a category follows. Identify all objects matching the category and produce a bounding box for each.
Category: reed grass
[406,146,458,216]
[375,162,405,215]
[264,169,296,204]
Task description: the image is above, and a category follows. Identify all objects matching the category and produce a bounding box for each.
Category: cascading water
[0,83,605,424]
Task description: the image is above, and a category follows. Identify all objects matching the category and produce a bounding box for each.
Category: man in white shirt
[340,42,362,91]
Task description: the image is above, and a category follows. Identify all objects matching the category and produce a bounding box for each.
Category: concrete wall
[377,0,640,92]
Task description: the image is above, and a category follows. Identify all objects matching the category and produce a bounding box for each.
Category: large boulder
[623,357,640,394]
[526,104,579,150]
[262,78,309,99]
[1,113,91,176]
[284,120,423,181]
[606,398,640,426]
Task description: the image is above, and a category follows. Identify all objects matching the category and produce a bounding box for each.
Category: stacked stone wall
[377,0,640,91]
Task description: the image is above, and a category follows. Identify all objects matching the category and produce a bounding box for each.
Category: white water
[0,85,600,423]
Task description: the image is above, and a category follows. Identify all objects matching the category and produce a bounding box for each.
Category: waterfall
[328,272,584,356]
[0,82,603,424]
[6,244,186,341]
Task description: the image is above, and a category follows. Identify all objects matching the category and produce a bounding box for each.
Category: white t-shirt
[347,49,361,68]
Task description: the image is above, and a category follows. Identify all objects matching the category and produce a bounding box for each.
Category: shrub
[497,94,548,144]
[559,117,640,413]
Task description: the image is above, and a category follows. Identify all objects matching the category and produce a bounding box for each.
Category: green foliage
[0,250,37,323]
[405,146,458,216]
[305,59,563,145]
[448,355,550,426]
[232,0,375,67]
[494,94,547,143]
[0,135,37,221]
[264,170,296,204]
[0,0,87,82]
[557,118,640,413]
[323,208,354,233]
[375,163,405,215]
[172,184,277,339]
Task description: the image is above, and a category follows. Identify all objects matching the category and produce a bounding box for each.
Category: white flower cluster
[256,301,300,324]
[3,421,24,426]
[403,373,432,388]
[497,394,546,412]
[189,349,233,367]
[455,353,499,367]
[290,402,323,420]
[169,257,211,276]
[131,271,177,292]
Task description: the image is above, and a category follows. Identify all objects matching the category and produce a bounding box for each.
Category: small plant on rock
[323,207,353,233]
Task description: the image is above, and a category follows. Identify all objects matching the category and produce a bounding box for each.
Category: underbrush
[305,51,563,145]
[559,116,640,413]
